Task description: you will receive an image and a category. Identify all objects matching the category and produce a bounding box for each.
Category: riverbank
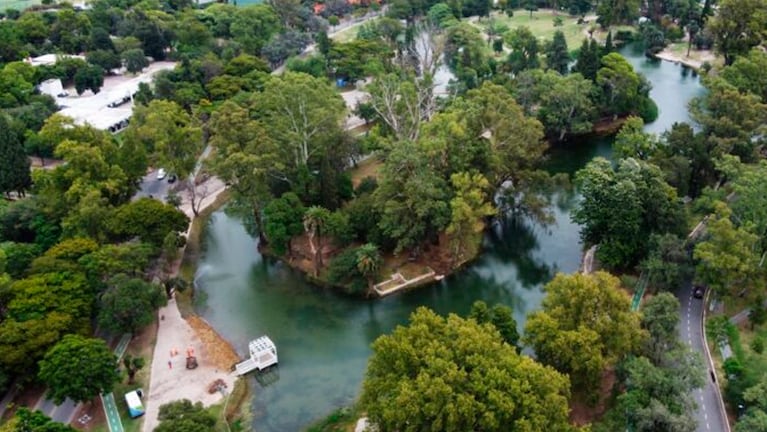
[142,178,254,432]
[653,44,719,71]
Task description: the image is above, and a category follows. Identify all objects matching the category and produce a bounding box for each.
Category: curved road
[676,281,730,432]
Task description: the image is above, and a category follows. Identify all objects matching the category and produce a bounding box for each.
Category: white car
[157,168,167,180]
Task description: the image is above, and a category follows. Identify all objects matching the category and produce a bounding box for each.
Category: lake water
[194,46,705,431]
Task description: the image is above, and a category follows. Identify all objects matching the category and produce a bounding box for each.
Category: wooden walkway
[373,269,437,297]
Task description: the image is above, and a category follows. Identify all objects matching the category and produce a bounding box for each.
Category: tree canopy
[361,307,574,432]
[38,334,119,404]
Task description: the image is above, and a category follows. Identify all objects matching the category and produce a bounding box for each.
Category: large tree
[545,30,570,75]
[524,272,645,397]
[361,307,574,432]
[155,399,216,432]
[0,114,31,197]
[573,157,686,269]
[707,0,767,65]
[38,335,119,404]
[107,198,189,247]
[124,100,202,181]
[98,275,167,335]
[208,101,279,241]
[252,72,345,170]
[694,202,761,297]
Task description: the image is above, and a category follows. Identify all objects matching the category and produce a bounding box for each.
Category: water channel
[194,46,705,431]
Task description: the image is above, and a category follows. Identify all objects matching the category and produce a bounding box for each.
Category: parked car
[167,174,177,183]
[157,168,167,180]
[693,285,705,299]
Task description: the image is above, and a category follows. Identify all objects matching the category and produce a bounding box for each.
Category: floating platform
[234,336,278,376]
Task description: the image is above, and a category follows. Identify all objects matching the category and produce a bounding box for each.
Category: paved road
[676,281,730,432]
[134,169,171,201]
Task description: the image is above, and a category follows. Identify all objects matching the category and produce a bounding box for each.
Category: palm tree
[303,206,330,276]
[356,243,382,294]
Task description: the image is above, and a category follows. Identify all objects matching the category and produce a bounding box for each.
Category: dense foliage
[360,307,575,431]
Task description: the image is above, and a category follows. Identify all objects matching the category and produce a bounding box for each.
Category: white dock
[234,336,278,376]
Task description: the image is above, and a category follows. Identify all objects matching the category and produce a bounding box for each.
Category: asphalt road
[676,281,730,432]
[134,169,171,201]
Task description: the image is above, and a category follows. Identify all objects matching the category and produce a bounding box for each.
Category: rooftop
[57,61,176,132]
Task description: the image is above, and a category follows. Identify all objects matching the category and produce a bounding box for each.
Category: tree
[694,202,761,297]
[640,233,692,292]
[374,141,450,254]
[38,335,119,404]
[122,48,149,73]
[124,100,202,182]
[122,354,145,385]
[0,271,93,375]
[263,193,305,256]
[303,206,331,276]
[536,72,596,141]
[0,114,31,197]
[98,275,167,335]
[524,272,645,397]
[107,198,189,247]
[366,73,435,142]
[640,292,681,363]
[251,73,347,197]
[720,49,767,102]
[736,409,767,432]
[86,50,121,73]
[707,0,767,65]
[573,157,686,269]
[3,407,77,432]
[573,38,600,81]
[613,116,657,160]
[446,172,495,262]
[209,101,280,241]
[469,300,520,349]
[155,400,216,432]
[73,65,104,95]
[596,53,645,117]
[546,30,570,75]
[690,77,767,160]
[506,26,540,74]
[360,307,574,432]
[355,244,382,289]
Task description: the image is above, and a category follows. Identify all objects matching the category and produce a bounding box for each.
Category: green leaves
[524,272,645,398]
[38,334,119,404]
[98,275,167,335]
[361,307,573,432]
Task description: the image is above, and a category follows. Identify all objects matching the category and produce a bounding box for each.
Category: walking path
[142,297,235,432]
[101,333,132,432]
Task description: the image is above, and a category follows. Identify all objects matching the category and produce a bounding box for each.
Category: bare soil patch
[569,368,617,426]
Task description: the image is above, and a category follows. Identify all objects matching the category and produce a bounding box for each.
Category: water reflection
[195,46,705,432]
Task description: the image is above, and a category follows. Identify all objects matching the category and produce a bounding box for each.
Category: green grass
[0,0,42,11]
[306,405,363,432]
[470,10,593,51]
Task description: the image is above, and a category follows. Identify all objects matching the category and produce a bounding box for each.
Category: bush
[664,24,684,42]
[615,30,636,42]
[326,248,367,294]
[638,97,659,123]
[355,176,378,196]
[750,337,764,354]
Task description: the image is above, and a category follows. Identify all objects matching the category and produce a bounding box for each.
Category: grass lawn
[0,0,42,10]
[470,9,594,51]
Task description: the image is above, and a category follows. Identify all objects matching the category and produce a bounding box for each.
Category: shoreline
[652,47,718,71]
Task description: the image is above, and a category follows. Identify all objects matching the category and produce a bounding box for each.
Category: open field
[0,0,41,10]
[471,9,596,50]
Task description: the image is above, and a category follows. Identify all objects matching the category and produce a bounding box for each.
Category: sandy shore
[653,49,714,70]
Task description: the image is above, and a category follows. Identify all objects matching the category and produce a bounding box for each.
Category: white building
[38,78,67,99]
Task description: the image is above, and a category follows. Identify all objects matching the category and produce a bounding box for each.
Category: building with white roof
[57,61,176,133]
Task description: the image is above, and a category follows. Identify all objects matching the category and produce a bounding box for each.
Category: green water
[195,46,705,432]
